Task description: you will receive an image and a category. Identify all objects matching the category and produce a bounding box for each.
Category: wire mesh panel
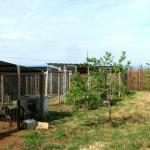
[128,68,144,91]
[20,74,44,120]
[47,71,70,105]
[0,75,17,105]
[0,73,44,134]
[0,74,18,135]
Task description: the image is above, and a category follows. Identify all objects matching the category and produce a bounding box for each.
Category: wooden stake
[17,65,21,129]
[50,72,53,96]
[40,73,44,114]
[63,65,67,95]
[118,72,121,97]
[58,73,61,103]
[45,68,48,96]
[69,71,72,90]
[25,75,28,95]
[1,75,4,106]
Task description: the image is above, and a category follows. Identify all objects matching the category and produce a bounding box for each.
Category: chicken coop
[0,60,78,134]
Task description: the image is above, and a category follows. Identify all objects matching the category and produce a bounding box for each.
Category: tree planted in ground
[65,72,101,111]
[65,51,131,122]
[87,51,131,122]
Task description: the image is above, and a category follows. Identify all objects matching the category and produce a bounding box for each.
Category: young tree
[65,51,131,123]
[87,51,130,122]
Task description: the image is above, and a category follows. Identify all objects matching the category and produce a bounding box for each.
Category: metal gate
[0,74,18,135]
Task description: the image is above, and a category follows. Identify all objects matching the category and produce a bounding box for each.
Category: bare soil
[0,130,24,149]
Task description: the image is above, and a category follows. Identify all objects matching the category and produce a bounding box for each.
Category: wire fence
[128,68,145,91]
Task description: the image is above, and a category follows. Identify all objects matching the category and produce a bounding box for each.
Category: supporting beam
[58,73,61,103]
[44,68,48,96]
[63,65,67,95]
[40,73,44,114]
[75,66,77,74]
[25,75,28,95]
[50,72,53,96]
[1,75,4,106]
[69,71,72,90]
[17,65,21,129]
[118,72,121,97]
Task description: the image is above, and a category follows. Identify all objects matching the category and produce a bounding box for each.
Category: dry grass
[1,91,150,150]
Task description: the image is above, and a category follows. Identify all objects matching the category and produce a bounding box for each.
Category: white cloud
[0,32,31,40]
[0,0,150,65]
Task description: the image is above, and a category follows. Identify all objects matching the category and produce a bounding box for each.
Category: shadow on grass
[84,118,126,128]
[84,113,147,128]
[41,111,73,123]
[126,91,137,99]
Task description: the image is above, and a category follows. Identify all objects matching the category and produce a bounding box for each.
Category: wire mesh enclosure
[0,73,18,134]
[0,61,75,135]
[0,61,47,135]
[47,71,70,104]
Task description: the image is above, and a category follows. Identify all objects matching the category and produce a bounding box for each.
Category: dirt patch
[0,121,17,134]
[0,130,24,149]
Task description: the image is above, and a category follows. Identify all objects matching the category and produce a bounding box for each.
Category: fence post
[40,73,44,115]
[17,65,21,129]
[63,65,67,95]
[58,73,61,103]
[25,75,28,95]
[69,71,72,90]
[1,75,4,106]
[45,68,48,96]
[118,72,121,97]
[50,72,53,96]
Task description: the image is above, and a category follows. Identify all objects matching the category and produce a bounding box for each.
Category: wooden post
[118,72,121,97]
[63,65,67,95]
[87,65,90,88]
[1,75,4,106]
[87,51,90,88]
[50,72,53,96]
[25,75,28,95]
[44,68,48,96]
[40,73,44,115]
[75,66,77,74]
[108,68,112,123]
[69,71,72,90]
[35,75,38,96]
[58,73,61,103]
[34,75,36,95]
[17,65,21,129]
[37,75,40,95]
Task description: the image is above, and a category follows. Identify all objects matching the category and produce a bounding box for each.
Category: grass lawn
[1,91,150,150]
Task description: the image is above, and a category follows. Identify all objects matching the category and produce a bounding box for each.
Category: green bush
[65,73,102,109]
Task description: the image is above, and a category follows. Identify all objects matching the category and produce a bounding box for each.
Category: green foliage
[126,91,137,99]
[55,127,67,140]
[43,144,64,150]
[68,135,93,150]
[21,131,43,150]
[87,51,130,104]
[65,73,87,106]
[65,73,101,109]
[65,51,131,114]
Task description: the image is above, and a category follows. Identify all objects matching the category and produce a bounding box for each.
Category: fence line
[128,68,145,91]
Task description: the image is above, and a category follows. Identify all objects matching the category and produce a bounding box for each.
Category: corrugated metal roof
[0,58,48,67]
[0,59,62,72]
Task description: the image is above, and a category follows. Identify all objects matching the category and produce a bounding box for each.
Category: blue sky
[0,0,150,66]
